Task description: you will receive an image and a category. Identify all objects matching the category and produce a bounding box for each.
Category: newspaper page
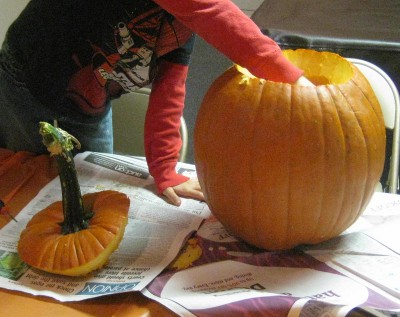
[142,192,400,317]
[0,152,210,301]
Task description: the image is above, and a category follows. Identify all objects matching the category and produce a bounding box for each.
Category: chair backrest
[112,88,188,162]
[347,58,399,193]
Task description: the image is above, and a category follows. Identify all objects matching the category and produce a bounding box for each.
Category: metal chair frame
[347,58,399,193]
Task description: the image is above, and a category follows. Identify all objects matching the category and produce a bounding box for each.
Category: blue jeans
[0,63,113,154]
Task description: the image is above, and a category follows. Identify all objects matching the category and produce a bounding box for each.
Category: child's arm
[146,0,311,205]
[144,59,190,195]
[154,0,303,83]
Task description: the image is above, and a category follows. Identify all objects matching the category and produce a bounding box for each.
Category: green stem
[39,122,92,234]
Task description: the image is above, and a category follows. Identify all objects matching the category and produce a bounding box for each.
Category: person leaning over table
[0,0,313,207]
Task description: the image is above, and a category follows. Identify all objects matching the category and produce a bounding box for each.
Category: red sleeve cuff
[151,161,190,193]
[144,60,189,193]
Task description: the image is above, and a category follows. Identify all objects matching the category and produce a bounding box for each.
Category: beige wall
[0,0,29,44]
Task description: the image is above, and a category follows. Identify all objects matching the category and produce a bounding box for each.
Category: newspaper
[0,152,210,301]
[142,192,400,317]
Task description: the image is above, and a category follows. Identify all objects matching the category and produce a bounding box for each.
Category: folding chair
[112,88,188,162]
[347,58,400,193]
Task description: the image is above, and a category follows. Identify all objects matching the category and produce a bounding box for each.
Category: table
[1,151,399,316]
[0,149,177,317]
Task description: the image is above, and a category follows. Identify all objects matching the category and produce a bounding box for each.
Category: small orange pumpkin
[194,49,386,250]
[18,190,129,276]
[18,123,130,275]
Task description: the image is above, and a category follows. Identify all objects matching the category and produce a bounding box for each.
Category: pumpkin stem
[39,122,93,234]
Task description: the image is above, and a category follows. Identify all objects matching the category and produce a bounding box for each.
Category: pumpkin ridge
[308,88,327,242]
[337,81,370,224]
[74,232,86,266]
[344,81,372,216]
[310,86,327,241]
[37,243,52,269]
[281,83,292,248]
[250,77,266,246]
[288,85,324,246]
[329,85,353,237]
[333,81,373,233]
[78,230,104,261]
[289,84,322,246]
[324,84,354,236]
[88,227,114,247]
[308,86,326,244]
[69,233,80,268]
[323,87,348,241]
[312,87,345,241]
[285,83,294,248]
[53,236,69,271]
[350,73,386,157]
[19,225,60,268]
[41,236,61,270]
[350,66,385,128]
[84,228,108,250]
[75,231,95,262]
[60,234,75,270]
[273,82,292,248]
[69,233,81,269]
[283,84,293,248]
[253,80,291,248]
[345,77,385,215]
[90,221,120,235]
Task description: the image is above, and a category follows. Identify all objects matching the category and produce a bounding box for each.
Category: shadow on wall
[184,36,233,164]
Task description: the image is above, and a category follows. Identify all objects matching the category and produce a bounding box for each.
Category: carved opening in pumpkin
[283,49,354,85]
[237,49,354,86]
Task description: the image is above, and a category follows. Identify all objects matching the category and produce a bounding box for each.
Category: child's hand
[163,178,205,207]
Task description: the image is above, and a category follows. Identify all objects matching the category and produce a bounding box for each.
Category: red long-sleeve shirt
[146,0,303,194]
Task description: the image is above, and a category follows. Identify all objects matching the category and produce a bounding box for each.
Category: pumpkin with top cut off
[194,49,386,250]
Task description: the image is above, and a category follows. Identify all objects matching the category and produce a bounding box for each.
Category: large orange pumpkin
[194,49,386,250]
[18,123,130,275]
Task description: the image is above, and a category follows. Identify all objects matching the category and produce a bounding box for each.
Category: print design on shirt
[93,7,165,93]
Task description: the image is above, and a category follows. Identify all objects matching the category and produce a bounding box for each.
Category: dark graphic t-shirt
[2,0,193,114]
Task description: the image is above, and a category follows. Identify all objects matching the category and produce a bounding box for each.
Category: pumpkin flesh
[194,49,386,250]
